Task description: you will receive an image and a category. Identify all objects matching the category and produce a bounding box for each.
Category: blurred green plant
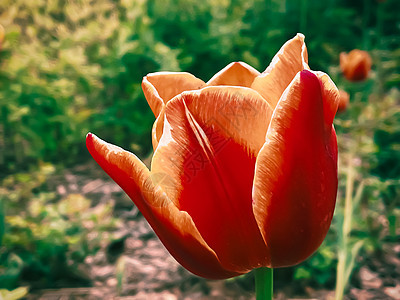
[1,0,398,174]
[294,242,337,288]
[0,0,157,173]
[334,155,365,300]
[0,286,28,300]
[332,59,399,298]
[0,163,120,290]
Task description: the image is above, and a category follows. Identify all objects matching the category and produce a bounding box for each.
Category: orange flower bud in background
[86,34,340,279]
[0,24,4,50]
[338,89,350,113]
[340,49,372,81]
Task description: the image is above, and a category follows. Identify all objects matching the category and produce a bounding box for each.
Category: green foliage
[0,0,156,172]
[0,0,399,296]
[294,242,336,287]
[1,0,399,174]
[0,286,28,300]
[331,56,399,297]
[0,164,119,290]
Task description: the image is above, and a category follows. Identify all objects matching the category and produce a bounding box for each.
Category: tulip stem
[255,267,273,300]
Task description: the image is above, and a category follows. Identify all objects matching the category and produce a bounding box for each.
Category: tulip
[86,34,340,280]
[340,49,372,81]
[337,89,350,113]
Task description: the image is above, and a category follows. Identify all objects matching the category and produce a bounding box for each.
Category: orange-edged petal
[253,70,339,268]
[151,86,273,272]
[251,33,309,109]
[206,62,260,88]
[142,72,206,117]
[313,71,340,126]
[151,109,165,151]
[86,133,241,279]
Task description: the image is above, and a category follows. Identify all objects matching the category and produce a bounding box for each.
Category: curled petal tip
[142,72,206,117]
[300,68,313,77]
[296,33,305,40]
[86,132,94,147]
[86,132,102,150]
[251,33,309,109]
[300,69,319,85]
[207,61,260,87]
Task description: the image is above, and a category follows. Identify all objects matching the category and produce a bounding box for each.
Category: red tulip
[340,49,372,81]
[86,34,340,279]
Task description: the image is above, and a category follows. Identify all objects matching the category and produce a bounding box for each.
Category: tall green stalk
[335,154,354,300]
[255,267,273,300]
[335,154,364,300]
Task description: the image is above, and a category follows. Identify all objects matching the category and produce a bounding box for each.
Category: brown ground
[27,162,400,300]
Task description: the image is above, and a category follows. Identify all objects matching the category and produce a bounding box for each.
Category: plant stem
[255,267,273,300]
[335,154,355,300]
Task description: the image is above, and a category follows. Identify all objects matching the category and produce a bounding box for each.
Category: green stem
[335,154,355,300]
[255,267,273,300]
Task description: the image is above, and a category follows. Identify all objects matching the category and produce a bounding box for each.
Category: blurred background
[0,0,399,299]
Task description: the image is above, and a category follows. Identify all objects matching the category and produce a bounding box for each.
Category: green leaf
[0,287,29,300]
[294,267,311,280]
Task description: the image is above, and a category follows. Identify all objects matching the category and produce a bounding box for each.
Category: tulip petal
[151,86,273,272]
[251,33,309,109]
[313,71,341,127]
[142,72,206,117]
[86,133,241,279]
[207,62,260,88]
[151,109,165,150]
[253,70,339,268]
